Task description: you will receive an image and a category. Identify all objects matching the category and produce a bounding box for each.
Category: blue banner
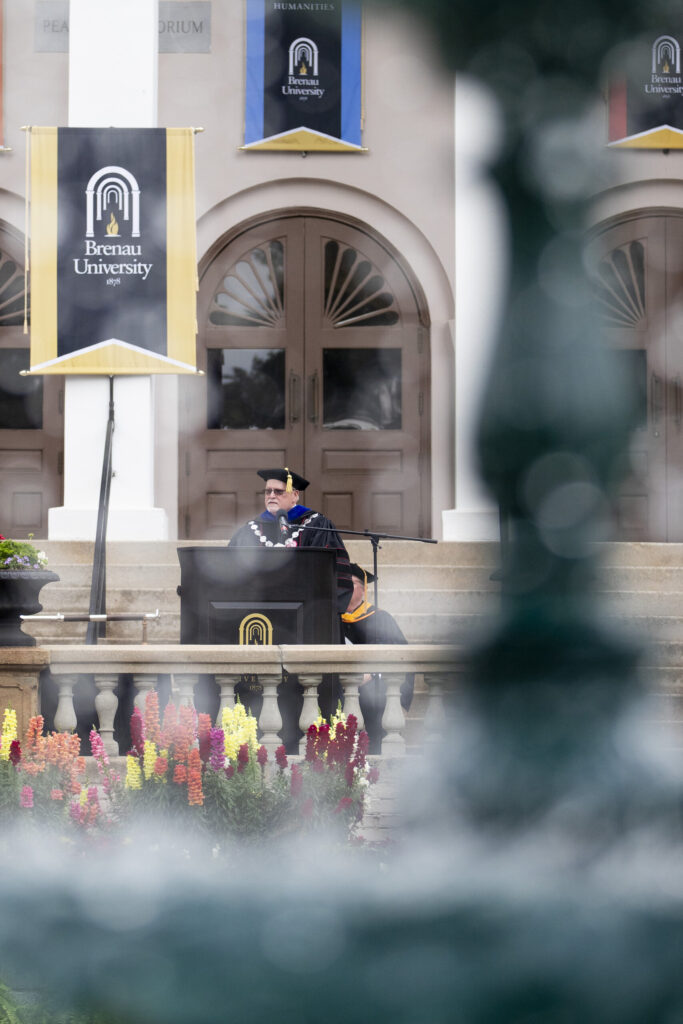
[244,0,363,152]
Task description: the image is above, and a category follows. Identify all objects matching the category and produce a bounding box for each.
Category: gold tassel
[284,467,292,492]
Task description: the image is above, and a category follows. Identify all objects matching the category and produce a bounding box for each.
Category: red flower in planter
[237,743,249,774]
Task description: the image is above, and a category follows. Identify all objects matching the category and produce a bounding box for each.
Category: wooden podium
[177,546,340,645]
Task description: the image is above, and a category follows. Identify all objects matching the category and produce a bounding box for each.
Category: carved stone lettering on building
[35,1,211,54]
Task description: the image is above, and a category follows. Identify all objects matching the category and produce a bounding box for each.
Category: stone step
[594,567,683,591]
[600,591,683,616]
[596,542,683,566]
[602,614,683,643]
[33,539,502,568]
[35,561,501,591]
[37,585,179,613]
[31,538,683,569]
[33,580,497,618]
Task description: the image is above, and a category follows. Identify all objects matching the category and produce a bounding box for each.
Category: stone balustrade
[0,643,463,757]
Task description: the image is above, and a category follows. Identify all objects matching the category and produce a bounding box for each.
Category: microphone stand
[300,523,437,639]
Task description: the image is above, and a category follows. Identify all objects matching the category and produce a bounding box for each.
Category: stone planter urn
[0,570,60,646]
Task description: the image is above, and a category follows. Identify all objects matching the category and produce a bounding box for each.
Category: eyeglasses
[263,487,286,496]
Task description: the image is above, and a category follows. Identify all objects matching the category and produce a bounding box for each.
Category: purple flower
[209,728,225,771]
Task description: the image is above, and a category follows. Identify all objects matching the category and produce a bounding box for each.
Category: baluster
[133,674,157,712]
[258,673,282,754]
[298,673,321,736]
[214,673,238,722]
[54,674,78,734]
[340,673,364,730]
[173,673,198,708]
[94,673,119,755]
[381,673,406,756]
[423,673,447,742]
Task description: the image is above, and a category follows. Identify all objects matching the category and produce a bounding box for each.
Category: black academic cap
[257,467,309,491]
[349,563,377,583]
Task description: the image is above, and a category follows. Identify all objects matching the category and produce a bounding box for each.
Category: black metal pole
[85,376,115,645]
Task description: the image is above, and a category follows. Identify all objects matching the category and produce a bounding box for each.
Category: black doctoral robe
[228,505,351,751]
[229,505,353,611]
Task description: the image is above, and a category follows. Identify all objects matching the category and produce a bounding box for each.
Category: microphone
[276,508,290,537]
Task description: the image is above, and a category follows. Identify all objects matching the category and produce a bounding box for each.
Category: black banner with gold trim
[30,127,197,374]
[608,33,683,149]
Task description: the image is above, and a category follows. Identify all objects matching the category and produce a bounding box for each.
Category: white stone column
[442,77,506,542]
[48,0,172,541]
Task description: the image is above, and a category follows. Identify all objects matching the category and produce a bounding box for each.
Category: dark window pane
[615,349,647,428]
[323,348,402,430]
[0,349,42,429]
[207,348,285,429]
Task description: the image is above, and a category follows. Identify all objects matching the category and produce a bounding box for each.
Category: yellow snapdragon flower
[222,704,259,761]
[125,755,143,790]
[143,740,158,780]
[0,708,18,761]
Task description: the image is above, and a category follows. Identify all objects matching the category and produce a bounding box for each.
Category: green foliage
[0,981,121,1024]
[0,539,47,571]
[0,763,19,821]
[200,764,293,839]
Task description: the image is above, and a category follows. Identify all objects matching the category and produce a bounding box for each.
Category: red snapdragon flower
[275,745,288,770]
[198,713,212,764]
[129,707,145,758]
[256,745,267,767]
[9,740,21,766]
[237,743,250,774]
[304,725,317,762]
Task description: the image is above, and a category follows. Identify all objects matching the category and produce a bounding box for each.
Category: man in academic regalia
[229,467,353,609]
[341,563,414,753]
[229,467,352,751]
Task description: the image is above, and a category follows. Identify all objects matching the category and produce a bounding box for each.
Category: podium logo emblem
[239,613,274,645]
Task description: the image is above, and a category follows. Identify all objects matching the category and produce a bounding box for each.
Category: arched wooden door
[0,228,62,537]
[587,211,683,540]
[179,212,431,539]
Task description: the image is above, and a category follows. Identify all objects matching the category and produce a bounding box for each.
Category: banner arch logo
[86,165,141,239]
[239,613,274,645]
[289,37,318,76]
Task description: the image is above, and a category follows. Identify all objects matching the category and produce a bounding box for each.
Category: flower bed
[0,696,379,846]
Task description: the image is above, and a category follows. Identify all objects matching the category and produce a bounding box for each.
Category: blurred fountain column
[48,0,178,541]
[442,78,506,542]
